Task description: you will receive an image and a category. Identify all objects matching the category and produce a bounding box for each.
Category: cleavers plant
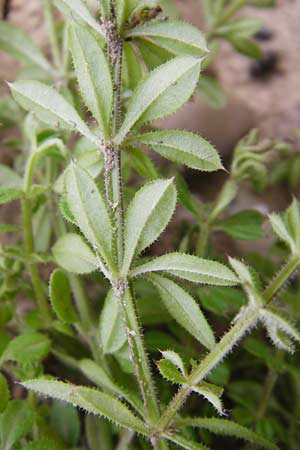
[0,1,299,450]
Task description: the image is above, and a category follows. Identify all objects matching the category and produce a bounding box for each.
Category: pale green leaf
[149,274,215,350]
[285,198,300,248]
[198,75,226,109]
[52,233,98,274]
[0,21,52,73]
[22,379,148,435]
[131,253,238,286]
[126,20,208,57]
[164,433,210,450]
[0,332,50,365]
[65,164,113,269]
[0,164,23,189]
[0,400,35,450]
[161,350,186,375]
[86,415,113,450]
[70,24,112,136]
[127,147,159,180]
[122,179,176,275]
[174,418,279,450]
[269,212,295,253]
[54,0,105,38]
[260,309,300,353]
[133,130,223,171]
[49,269,78,323]
[9,81,97,144]
[51,400,80,447]
[0,188,23,205]
[99,290,127,354]
[114,56,202,145]
[123,42,143,90]
[192,385,224,415]
[157,359,186,384]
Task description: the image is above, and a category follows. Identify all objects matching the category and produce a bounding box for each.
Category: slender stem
[22,197,52,323]
[255,369,278,423]
[154,254,300,436]
[42,0,61,70]
[196,222,210,257]
[264,256,300,304]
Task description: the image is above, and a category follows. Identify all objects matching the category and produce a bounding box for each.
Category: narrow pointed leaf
[133,131,223,171]
[131,253,238,286]
[164,433,210,450]
[65,164,113,268]
[0,401,35,450]
[49,269,78,323]
[122,179,176,275]
[127,147,159,180]
[174,418,279,450]
[158,359,186,384]
[9,81,97,144]
[126,20,208,57]
[70,24,112,135]
[22,380,148,435]
[149,274,215,350]
[260,309,300,353]
[192,385,224,415]
[99,290,127,354]
[53,233,98,274]
[54,0,105,38]
[161,350,186,375]
[0,21,52,73]
[269,212,295,253]
[0,188,23,204]
[114,56,202,145]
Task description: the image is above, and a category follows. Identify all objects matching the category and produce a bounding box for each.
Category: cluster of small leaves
[0,0,299,450]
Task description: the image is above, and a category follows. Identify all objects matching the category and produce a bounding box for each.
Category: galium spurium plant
[0,1,299,449]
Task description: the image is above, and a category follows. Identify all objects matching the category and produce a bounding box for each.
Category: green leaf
[122,179,177,275]
[260,309,300,353]
[9,81,97,144]
[131,253,239,286]
[22,439,62,450]
[269,212,295,253]
[285,198,300,248]
[126,20,208,57]
[199,286,245,315]
[54,0,105,38]
[133,131,223,172]
[0,332,50,365]
[51,400,80,447]
[53,233,98,274]
[86,415,113,450]
[0,224,21,233]
[22,379,148,435]
[174,418,279,450]
[99,290,127,354]
[0,21,52,73]
[216,18,262,39]
[161,350,186,375]
[69,24,113,137]
[164,433,210,450]
[198,75,226,109]
[176,174,201,217]
[0,400,35,450]
[0,373,9,413]
[49,269,78,323]
[216,210,265,240]
[192,384,224,415]
[230,37,262,59]
[0,188,23,204]
[65,163,113,269]
[157,359,186,384]
[127,147,159,180]
[114,56,202,145]
[123,42,143,90]
[0,164,23,189]
[149,274,215,350]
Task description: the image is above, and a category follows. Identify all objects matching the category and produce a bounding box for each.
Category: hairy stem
[154,255,300,436]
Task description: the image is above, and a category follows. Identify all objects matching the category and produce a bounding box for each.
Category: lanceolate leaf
[157,359,186,384]
[65,164,113,269]
[69,24,113,136]
[174,418,279,450]
[133,131,223,172]
[49,269,78,324]
[121,179,177,275]
[164,433,210,450]
[0,332,50,365]
[0,188,23,205]
[0,21,52,73]
[54,0,105,39]
[9,81,97,144]
[0,401,35,450]
[99,290,127,354]
[192,384,224,415]
[22,380,148,435]
[126,20,208,57]
[216,210,265,240]
[53,233,98,274]
[131,253,239,286]
[114,56,202,145]
[149,274,215,350]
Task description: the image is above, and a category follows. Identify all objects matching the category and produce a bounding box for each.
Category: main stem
[106,8,162,434]
[154,255,300,437]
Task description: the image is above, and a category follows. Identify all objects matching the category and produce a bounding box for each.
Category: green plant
[0,1,299,450]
